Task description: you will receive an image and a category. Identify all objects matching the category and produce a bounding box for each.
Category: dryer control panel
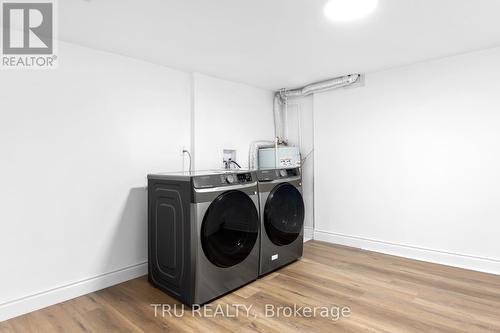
[256,168,301,182]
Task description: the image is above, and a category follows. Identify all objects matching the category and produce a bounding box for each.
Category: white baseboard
[303,227,314,242]
[314,229,500,276]
[0,262,148,322]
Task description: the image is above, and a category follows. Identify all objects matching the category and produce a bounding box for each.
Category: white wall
[0,42,191,320]
[192,73,274,170]
[282,96,315,237]
[314,47,500,274]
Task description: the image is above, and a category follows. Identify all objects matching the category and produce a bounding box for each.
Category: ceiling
[59,0,500,90]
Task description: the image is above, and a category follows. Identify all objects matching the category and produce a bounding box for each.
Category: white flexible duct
[249,74,360,170]
[274,74,360,143]
[283,74,360,98]
[273,94,283,146]
[248,140,276,170]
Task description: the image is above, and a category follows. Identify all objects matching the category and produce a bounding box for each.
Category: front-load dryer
[147,170,260,306]
[257,167,305,276]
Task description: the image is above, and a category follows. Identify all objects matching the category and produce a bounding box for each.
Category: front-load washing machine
[147,170,260,306]
[257,167,305,276]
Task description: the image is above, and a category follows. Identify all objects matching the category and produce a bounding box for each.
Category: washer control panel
[193,172,255,188]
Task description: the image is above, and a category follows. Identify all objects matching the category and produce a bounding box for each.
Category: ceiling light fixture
[324,0,378,22]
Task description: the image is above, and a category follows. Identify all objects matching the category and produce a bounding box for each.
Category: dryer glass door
[201,190,259,268]
[264,183,305,246]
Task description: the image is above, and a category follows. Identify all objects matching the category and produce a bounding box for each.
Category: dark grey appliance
[147,170,260,306]
[257,168,304,276]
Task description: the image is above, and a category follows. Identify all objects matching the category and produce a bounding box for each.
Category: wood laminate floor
[1,241,500,333]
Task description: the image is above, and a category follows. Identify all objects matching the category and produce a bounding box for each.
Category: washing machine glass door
[264,183,305,246]
[201,190,259,268]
